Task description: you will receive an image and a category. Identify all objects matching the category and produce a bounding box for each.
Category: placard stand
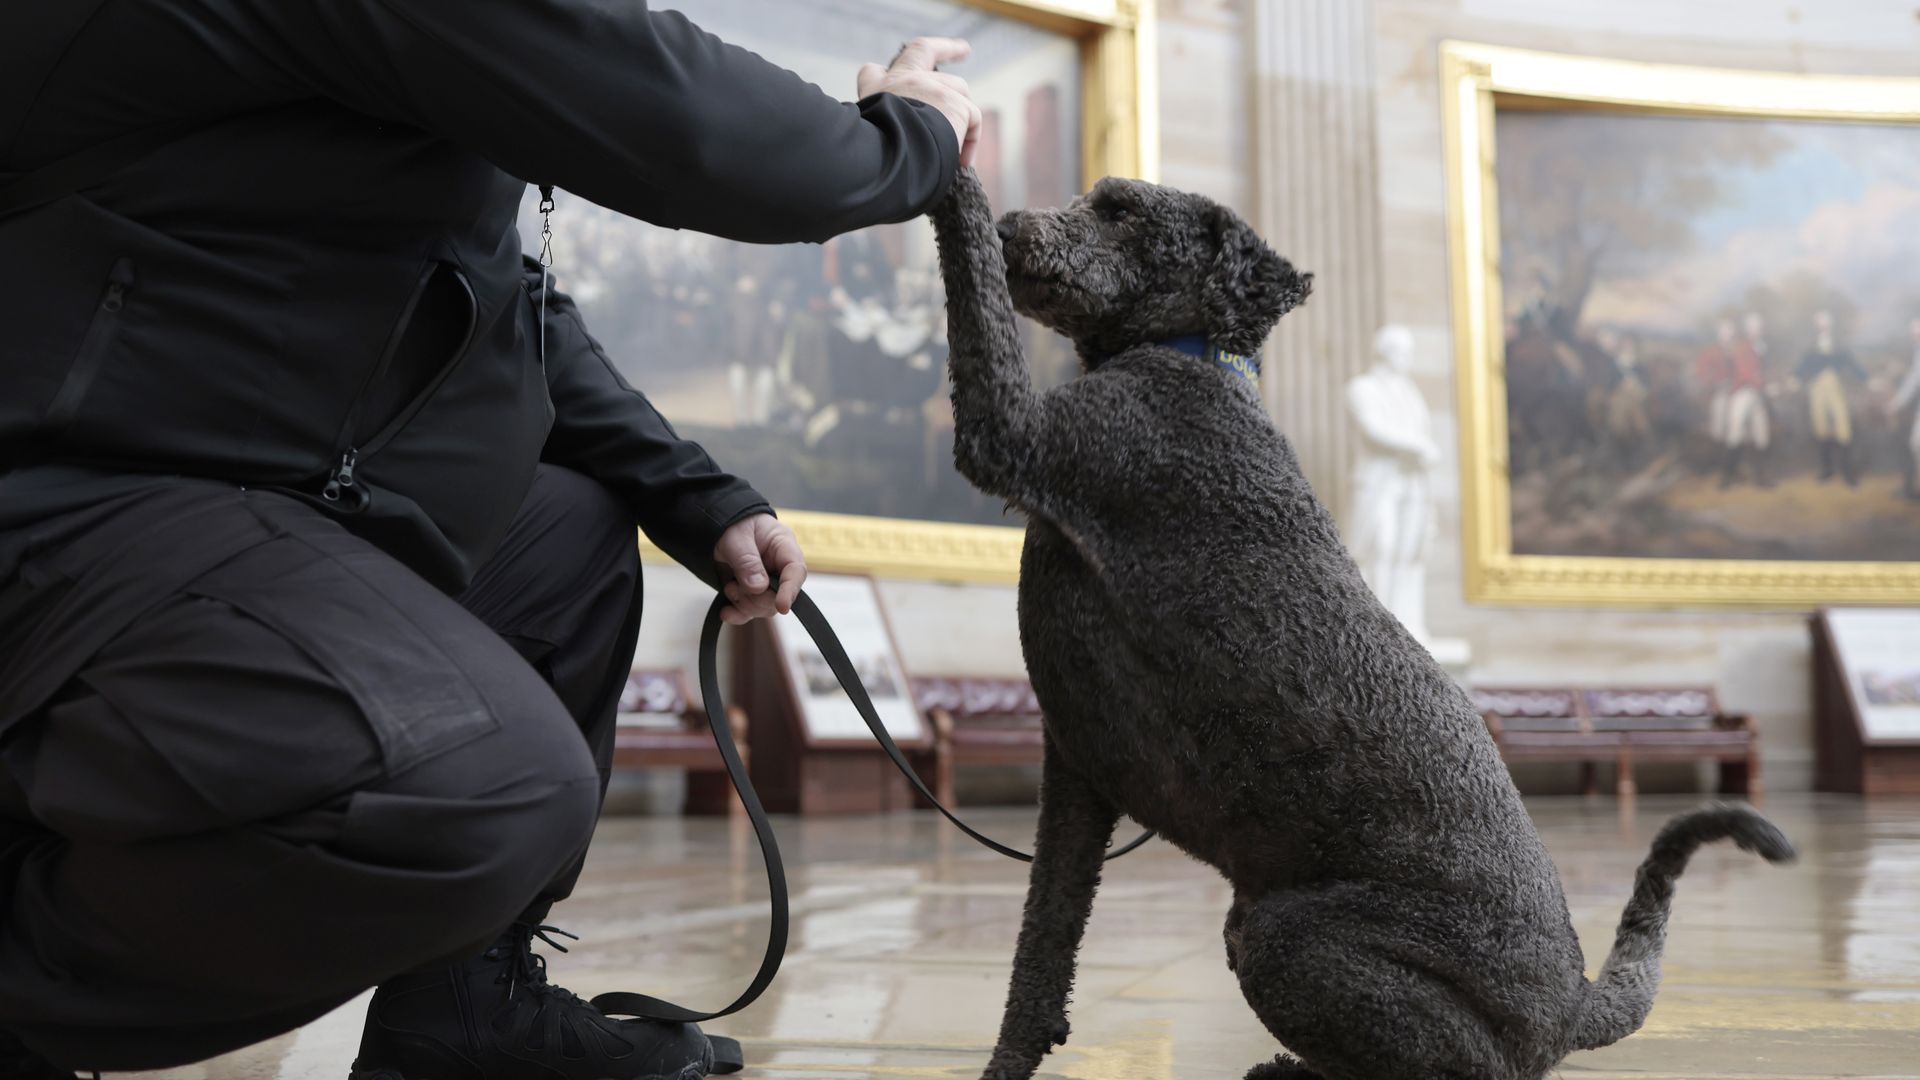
[1812,608,1920,796]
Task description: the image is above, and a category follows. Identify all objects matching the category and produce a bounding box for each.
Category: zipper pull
[102,258,135,312]
[322,447,359,502]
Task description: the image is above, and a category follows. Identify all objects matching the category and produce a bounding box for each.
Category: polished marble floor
[126,794,1920,1080]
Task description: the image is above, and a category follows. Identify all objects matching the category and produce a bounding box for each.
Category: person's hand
[857,37,981,167]
[713,514,807,625]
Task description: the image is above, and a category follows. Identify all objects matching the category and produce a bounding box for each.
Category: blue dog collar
[1158,334,1257,383]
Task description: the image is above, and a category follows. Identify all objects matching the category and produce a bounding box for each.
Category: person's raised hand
[856,37,981,167]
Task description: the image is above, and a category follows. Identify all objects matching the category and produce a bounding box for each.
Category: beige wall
[1367,0,1920,791]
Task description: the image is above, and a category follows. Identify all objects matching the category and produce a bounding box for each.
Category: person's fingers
[774,570,804,614]
[715,525,769,593]
[767,539,808,614]
[960,99,982,167]
[927,71,970,95]
[856,61,888,98]
[729,590,781,621]
[720,604,749,626]
[892,36,970,72]
[749,519,807,614]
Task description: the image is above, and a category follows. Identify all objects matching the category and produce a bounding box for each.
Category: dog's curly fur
[926,168,1796,1080]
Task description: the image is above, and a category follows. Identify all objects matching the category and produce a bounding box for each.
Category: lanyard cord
[536,183,555,368]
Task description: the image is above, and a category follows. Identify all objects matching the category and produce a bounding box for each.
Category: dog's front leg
[983,736,1118,1080]
[930,168,1044,505]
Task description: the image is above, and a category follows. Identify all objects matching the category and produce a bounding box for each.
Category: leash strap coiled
[593,588,1153,1023]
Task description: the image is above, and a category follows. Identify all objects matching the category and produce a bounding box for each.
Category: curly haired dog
[925,167,1794,1080]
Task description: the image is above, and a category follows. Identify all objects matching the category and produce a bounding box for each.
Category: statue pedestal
[1425,636,1474,686]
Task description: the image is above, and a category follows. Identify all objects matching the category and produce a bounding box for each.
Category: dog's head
[994,176,1311,367]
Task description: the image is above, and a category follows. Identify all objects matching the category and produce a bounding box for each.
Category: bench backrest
[1471,685,1723,734]
[1582,687,1719,731]
[1469,687,1584,732]
[912,676,1043,720]
[621,669,693,717]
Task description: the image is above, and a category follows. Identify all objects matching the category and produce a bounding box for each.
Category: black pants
[0,465,644,1069]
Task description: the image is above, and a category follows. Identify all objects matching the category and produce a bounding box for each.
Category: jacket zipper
[321,447,360,504]
[319,265,479,511]
[42,257,135,431]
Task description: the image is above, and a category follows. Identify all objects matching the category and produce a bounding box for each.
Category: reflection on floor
[129,795,1920,1079]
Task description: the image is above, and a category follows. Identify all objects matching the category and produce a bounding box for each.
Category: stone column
[1250,0,1386,525]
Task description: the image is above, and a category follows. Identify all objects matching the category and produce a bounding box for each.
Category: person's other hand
[713,514,807,624]
[857,37,981,167]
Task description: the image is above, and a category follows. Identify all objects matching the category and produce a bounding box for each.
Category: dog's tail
[1568,803,1793,1051]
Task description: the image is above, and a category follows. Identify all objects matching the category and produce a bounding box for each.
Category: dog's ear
[1201,205,1311,356]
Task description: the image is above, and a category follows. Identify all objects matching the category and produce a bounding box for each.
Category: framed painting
[1441,42,1920,607]
[519,0,1157,584]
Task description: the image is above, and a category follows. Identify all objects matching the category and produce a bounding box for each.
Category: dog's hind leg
[1230,887,1512,1080]
[929,168,1047,504]
[980,736,1118,1080]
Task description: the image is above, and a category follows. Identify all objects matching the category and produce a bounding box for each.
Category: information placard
[769,574,924,745]
[1825,609,1920,742]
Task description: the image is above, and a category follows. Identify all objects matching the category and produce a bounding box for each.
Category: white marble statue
[1345,325,1439,645]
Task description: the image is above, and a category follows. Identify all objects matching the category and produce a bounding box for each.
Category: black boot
[1839,441,1859,487]
[1818,440,1836,481]
[1718,446,1741,489]
[351,922,742,1080]
[0,1031,83,1080]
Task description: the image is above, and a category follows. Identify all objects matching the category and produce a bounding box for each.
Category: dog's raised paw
[1051,1018,1070,1046]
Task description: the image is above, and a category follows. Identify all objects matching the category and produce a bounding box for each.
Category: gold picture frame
[636,0,1158,585]
[1441,41,1920,608]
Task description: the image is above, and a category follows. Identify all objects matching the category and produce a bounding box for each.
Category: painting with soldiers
[1497,110,1920,563]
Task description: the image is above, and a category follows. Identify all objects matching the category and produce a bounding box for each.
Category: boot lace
[488,922,584,1005]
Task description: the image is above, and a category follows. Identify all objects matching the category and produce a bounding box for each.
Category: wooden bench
[612,669,748,816]
[913,676,1046,807]
[1471,685,1762,798]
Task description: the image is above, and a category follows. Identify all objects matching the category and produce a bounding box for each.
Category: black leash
[593,588,1153,1023]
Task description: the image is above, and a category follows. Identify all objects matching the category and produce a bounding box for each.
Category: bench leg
[1580,761,1600,798]
[932,709,957,809]
[1716,751,1763,802]
[729,706,752,818]
[1615,749,1637,799]
[1717,757,1745,797]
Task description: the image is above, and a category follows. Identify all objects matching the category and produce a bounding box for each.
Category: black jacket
[0,0,958,590]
